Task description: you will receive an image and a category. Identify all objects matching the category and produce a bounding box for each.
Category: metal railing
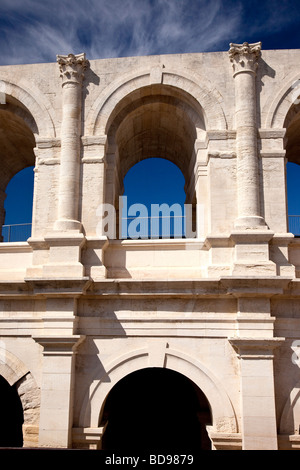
[121,215,188,239]
[0,217,299,242]
[1,223,32,242]
[289,216,300,237]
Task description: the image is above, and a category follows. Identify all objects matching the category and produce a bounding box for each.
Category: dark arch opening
[284,103,300,236]
[0,101,36,242]
[121,158,190,239]
[3,166,34,242]
[105,84,203,240]
[100,368,212,452]
[0,375,24,448]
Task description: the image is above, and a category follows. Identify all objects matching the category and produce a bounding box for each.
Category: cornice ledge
[0,280,32,296]
[86,278,225,297]
[259,128,286,139]
[35,137,61,149]
[24,277,92,296]
[81,135,107,146]
[220,275,293,296]
[32,334,85,353]
[228,337,285,355]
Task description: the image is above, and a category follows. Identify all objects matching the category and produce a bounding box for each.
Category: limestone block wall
[1,44,300,451]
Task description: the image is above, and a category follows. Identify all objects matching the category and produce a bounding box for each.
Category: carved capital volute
[57,53,89,86]
[229,42,261,77]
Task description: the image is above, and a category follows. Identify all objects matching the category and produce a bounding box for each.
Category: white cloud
[0,0,299,65]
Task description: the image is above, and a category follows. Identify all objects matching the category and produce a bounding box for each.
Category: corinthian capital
[228,42,261,76]
[57,53,89,85]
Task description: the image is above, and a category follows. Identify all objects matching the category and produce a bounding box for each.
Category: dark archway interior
[284,102,300,233]
[105,85,204,238]
[284,101,300,166]
[0,98,36,240]
[101,368,212,452]
[0,375,23,447]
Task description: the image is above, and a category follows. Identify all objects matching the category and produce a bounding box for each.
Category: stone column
[229,337,284,450]
[229,42,265,230]
[39,54,89,279]
[55,53,89,232]
[33,335,85,448]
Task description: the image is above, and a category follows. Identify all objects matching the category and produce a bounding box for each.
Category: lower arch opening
[0,375,24,447]
[100,367,212,451]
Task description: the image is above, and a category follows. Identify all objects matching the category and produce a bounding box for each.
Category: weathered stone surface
[0,43,300,450]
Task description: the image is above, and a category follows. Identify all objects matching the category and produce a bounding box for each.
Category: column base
[207,428,242,450]
[72,426,107,449]
[234,216,267,231]
[54,218,82,232]
[230,230,276,276]
[42,231,86,279]
[82,236,109,280]
[205,235,233,277]
[232,261,276,276]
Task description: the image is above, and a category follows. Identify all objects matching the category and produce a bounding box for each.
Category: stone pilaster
[229,337,284,450]
[55,53,89,232]
[229,42,265,230]
[33,335,85,448]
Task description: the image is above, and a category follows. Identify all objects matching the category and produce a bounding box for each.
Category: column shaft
[229,42,265,229]
[235,73,261,222]
[55,53,88,232]
[57,83,81,225]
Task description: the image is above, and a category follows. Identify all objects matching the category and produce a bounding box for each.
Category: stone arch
[263,72,300,235]
[86,67,227,136]
[264,72,300,129]
[79,344,237,434]
[0,77,56,137]
[89,68,226,237]
[0,78,57,238]
[0,346,29,385]
[101,366,212,450]
[0,346,40,447]
[279,379,300,435]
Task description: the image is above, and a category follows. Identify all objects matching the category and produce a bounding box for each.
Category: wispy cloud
[0,0,299,65]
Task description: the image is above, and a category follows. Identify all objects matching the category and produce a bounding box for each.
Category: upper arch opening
[283,101,300,235]
[0,98,36,241]
[284,101,300,165]
[107,84,205,184]
[0,102,36,190]
[105,84,204,234]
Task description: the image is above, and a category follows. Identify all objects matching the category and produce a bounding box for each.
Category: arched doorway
[0,375,24,447]
[100,368,212,451]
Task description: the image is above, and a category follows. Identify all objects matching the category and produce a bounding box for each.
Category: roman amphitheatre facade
[0,42,300,451]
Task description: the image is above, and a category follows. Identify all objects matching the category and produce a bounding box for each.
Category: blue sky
[1,0,300,235]
[1,0,300,65]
